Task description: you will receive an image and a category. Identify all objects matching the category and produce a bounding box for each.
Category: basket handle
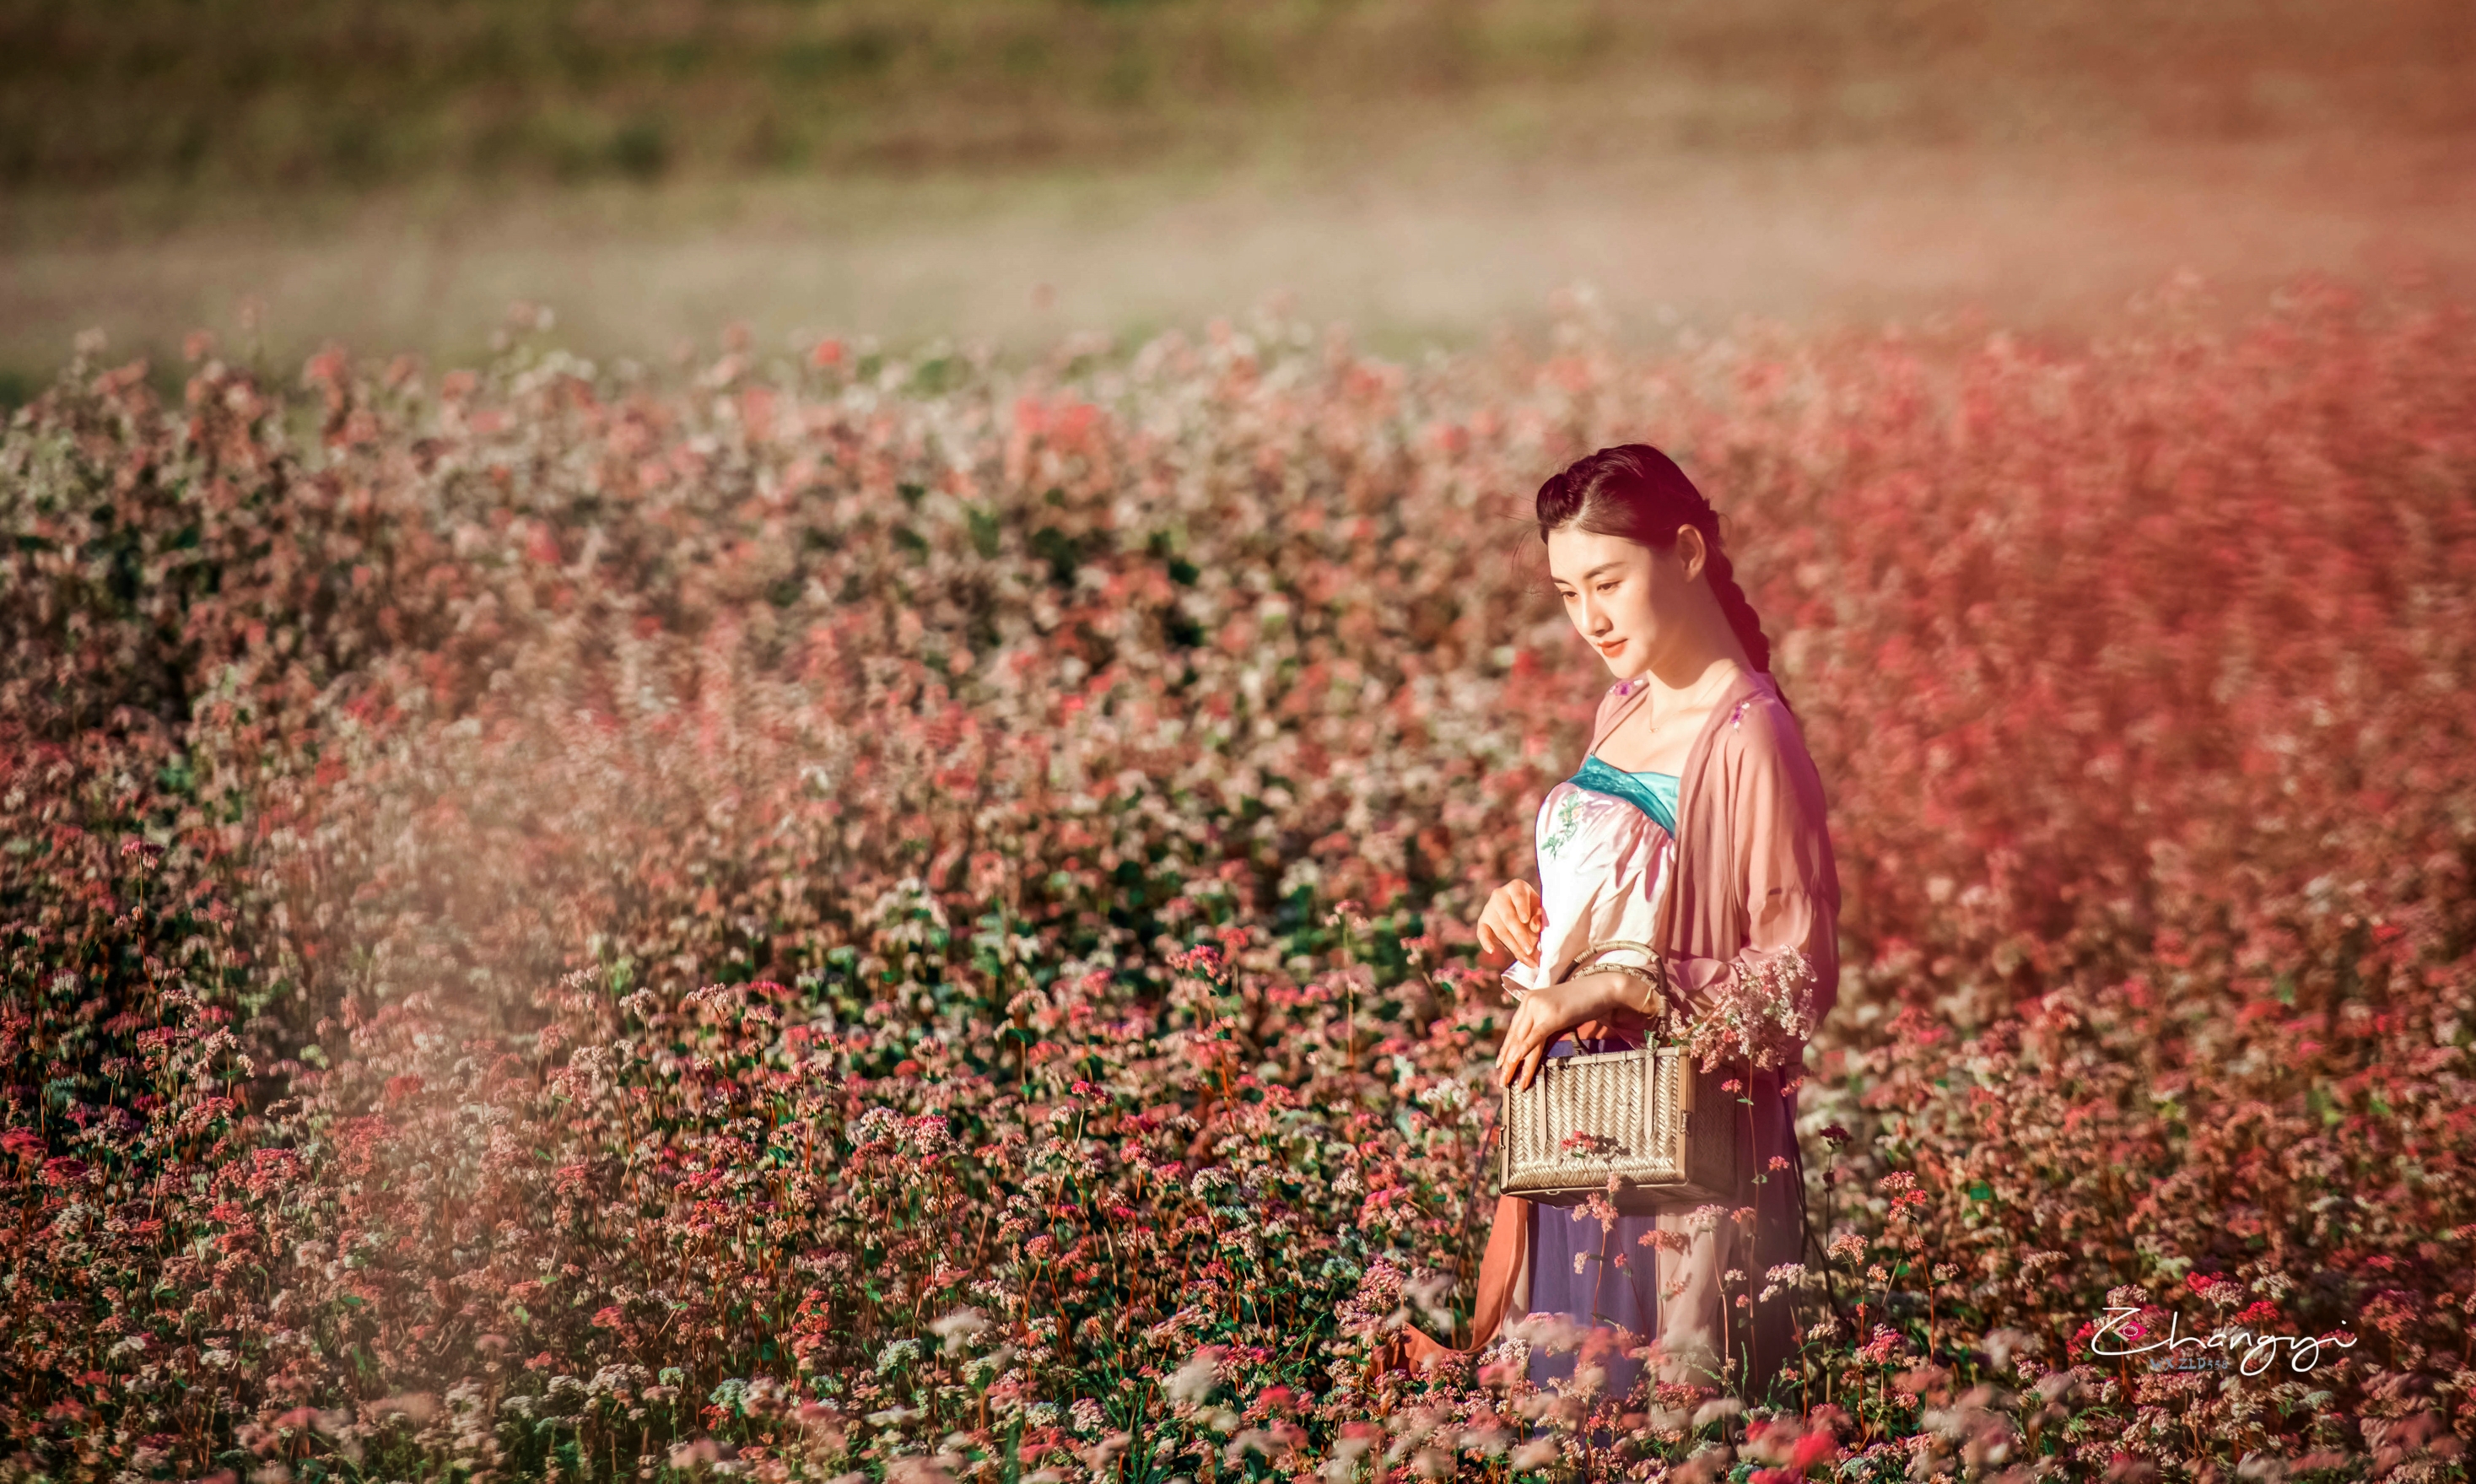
[1570,941,1677,1046]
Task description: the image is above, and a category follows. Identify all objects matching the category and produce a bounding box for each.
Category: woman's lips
[1596,638,1627,656]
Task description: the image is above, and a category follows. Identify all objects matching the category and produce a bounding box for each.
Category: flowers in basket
[1558,1130,1623,1161]
[1672,947,1820,1072]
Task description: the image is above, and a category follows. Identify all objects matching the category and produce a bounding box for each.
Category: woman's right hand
[1475,879,1543,969]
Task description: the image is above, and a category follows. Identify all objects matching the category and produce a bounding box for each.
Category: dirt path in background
[5,131,2473,381]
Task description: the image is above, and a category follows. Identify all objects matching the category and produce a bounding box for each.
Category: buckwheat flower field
[5,283,2474,1483]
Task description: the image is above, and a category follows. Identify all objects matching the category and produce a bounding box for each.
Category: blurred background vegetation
[3,0,2472,404]
[6,0,2469,188]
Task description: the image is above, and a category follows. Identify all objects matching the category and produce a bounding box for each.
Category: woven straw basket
[1498,1030,1746,1211]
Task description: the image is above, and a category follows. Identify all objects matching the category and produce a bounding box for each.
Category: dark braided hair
[1535,444,1788,706]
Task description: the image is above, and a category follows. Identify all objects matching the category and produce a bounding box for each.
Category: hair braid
[1696,526,1772,675]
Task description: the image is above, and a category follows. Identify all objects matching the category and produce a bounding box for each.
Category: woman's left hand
[1493,971,1638,1091]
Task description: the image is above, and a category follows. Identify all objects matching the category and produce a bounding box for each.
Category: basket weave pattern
[1498,1044,1745,1210]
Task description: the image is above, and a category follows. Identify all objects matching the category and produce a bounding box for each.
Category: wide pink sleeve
[1663,699,1842,1038]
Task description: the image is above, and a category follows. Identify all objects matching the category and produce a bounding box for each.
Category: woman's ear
[1672,523,1709,583]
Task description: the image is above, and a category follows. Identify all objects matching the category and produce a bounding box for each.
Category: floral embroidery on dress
[1539,787,1586,859]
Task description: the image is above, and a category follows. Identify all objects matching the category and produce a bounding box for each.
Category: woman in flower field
[18,292,2475,1479]
[1390,444,1839,1404]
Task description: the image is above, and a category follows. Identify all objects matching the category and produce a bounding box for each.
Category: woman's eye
[1596,582,1618,593]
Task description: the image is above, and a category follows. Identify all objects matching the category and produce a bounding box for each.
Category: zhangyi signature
[2088,1305,2358,1375]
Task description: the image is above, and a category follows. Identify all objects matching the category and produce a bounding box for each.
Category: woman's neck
[1599,627,1755,773]
[1626,606,1754,703]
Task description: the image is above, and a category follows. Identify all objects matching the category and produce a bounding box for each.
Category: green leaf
[968,505,1002,559]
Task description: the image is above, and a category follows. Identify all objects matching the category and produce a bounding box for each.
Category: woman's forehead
[1545,526,1653,581]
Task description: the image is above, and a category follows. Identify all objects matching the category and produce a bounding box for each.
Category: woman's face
[1545,523,1701,679]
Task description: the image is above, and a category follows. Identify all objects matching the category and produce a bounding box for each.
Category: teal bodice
[1569,755,1680,836]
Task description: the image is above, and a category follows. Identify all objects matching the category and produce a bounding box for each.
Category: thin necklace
[1611,658,1741,758]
